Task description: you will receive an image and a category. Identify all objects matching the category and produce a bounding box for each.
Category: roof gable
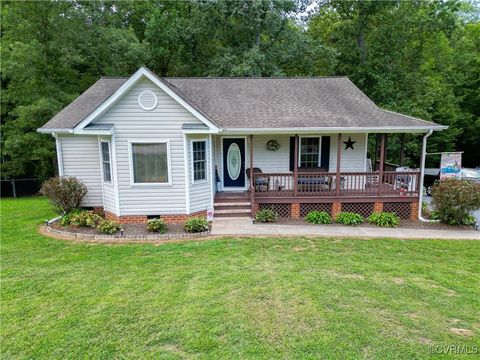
[38,67,219,133]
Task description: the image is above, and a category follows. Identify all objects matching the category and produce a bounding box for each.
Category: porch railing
[251,171,420,198]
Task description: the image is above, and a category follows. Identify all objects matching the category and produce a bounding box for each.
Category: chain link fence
[1,178,49,198]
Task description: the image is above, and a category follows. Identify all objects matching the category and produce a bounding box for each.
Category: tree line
[1,0,479,179]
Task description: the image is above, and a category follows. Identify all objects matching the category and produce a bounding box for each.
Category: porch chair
[246,167,270,192]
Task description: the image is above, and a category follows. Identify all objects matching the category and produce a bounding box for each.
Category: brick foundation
[104,210,207,224]
[291,203,300,218]
[410,201,419,221]
[373,202,383,213]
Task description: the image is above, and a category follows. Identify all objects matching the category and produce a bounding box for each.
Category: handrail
[251,171,420,198]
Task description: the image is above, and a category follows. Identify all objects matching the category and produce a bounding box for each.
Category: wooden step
[214,201,251,207]
[215,208,251,214]
[215,212,251,218]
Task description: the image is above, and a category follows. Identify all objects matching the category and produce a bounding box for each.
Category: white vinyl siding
[329,133,367,172]
[58,135,103,207]
[93,78,204,216]
[187,135,212,213]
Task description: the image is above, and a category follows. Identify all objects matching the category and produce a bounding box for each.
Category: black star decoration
[343,137,356,150]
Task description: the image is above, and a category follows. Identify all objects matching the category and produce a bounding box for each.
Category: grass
[1,197,479,359]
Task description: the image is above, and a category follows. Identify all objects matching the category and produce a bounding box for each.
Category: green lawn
[1,197,479,359]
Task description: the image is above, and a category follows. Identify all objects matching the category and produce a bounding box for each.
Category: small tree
[40,176,88,215]
[432,178,480,225]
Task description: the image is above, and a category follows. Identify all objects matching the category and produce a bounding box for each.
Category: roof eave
[220,125,448,135]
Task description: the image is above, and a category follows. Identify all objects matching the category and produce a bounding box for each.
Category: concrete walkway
[211,218,480,240]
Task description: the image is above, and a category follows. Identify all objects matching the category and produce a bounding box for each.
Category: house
[38,67,446,223]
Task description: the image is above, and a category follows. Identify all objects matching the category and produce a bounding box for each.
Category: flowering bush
[432,179,480,225]
[146,218,168,233]
[41,176,87,215]
[97,220,121,234]
[184,217,209,233]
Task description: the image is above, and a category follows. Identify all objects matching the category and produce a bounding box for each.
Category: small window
[300,137,320,168]
[101,142,112,183]
[192,140,207,182]
[132,143,169,183]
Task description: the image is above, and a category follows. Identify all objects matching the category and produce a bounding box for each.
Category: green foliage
[335,212,364,226]
[59,209,82,227]
[432,179,480,225]
[1,0,479,179]
[96,220,121,235]
[367,212,400,228]
[255,209,278,223]
[69,210,103,228]
[305,211,332,224]
[184,217,209,233]
[40,176,88,215]
[146,218,168,233]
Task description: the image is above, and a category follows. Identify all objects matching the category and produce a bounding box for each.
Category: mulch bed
[52,222,189,236]
[272,217,474,231]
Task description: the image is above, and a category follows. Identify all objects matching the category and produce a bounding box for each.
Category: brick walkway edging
[41,224,210,243]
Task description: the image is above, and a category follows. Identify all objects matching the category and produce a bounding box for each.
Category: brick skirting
[105,210,208,224]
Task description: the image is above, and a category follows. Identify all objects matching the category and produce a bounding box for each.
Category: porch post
[293,135,299,197]
[399,134,406,166]
[336,133,342,197]
[249,134,254,217]
[378,133,386,196]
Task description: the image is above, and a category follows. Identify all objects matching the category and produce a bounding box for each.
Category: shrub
[97,220,121,234]
[335,212,364,226]
[305,211,332,224]
[184,217,209,233]
[59,209,82,226]
[69,210,103,227]
[146,218,168,233]
[41,176,88,215]
[367,212,400,227]
[432,178,480,225]
[255,209,278,223]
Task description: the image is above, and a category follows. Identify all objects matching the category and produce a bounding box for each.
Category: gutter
[418,129,435,222]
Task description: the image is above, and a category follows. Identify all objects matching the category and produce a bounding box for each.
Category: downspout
[52,133,64,176]
[418,129,433,222]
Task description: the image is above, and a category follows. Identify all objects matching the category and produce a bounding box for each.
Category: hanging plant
[266,139,280,151]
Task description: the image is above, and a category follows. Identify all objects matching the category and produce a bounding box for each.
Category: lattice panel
[341,202,374,218]
[384,202,411,219]
[300,203,333,217]
[259,203,291,218]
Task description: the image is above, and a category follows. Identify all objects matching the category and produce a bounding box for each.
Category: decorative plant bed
[43,221,211,242]
[259,217,475,231]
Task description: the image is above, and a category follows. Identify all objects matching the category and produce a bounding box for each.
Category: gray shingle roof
[164,77,443,129]
[40,77,128,130]
[39,71,445,131]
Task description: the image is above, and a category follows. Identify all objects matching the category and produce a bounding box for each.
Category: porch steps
[214,194,251,218]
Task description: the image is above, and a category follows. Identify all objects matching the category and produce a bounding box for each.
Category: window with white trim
[192,140,207,182]
[300,137,320,168]
[100,141,112,183]
[132,143,169,183]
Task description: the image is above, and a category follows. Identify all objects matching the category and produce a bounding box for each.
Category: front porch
[213,133,421,220]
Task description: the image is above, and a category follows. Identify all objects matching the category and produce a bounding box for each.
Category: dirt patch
[392,277,405,285]
[449,328,474,337]
[326,269,365,280]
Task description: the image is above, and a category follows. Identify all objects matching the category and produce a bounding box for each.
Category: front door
[223,138,245,188]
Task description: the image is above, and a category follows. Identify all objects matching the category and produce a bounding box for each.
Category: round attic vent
[138,90,157,111]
